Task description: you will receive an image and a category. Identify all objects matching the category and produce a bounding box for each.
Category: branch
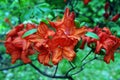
[0,63,25,71]
[0,59,37,71]
[29,63,73,80]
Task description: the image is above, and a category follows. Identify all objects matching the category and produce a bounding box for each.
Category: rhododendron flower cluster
[4,8,87,66]
[4,8,120,66]
[80,27,120,63]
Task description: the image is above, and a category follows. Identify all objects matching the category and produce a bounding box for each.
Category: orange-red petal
[52,47,62,65]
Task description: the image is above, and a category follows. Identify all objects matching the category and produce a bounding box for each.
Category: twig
[81,50,92,62]
[65,50,93,76]
[70,66,84,76]
[66,66,76,76]
[53,64,59,77]
[71,57,96,75]
[65,61,76,76]
[82,57,96,67]
[69,61,74,68]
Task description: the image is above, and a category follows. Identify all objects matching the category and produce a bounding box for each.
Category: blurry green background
[0,0,120,80]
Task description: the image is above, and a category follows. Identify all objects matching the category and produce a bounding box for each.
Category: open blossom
[80,27,120,63]
[103,36,120,63]
[49,8,87,40]
[34,22,80,66]
[48,8,86,65]
[24,22,55,66]
[34,22,55,66]
[32,22,78,66]
[5,23,36,64]
[49,30,78,65]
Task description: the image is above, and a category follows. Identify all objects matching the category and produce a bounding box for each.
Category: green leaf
[31,19,39,24]
[40,19,48,24]
[22,29,37,38]
[85,32,99,39]
[117,31,120,37]
[80,22,86,27]
[74,19,80,28]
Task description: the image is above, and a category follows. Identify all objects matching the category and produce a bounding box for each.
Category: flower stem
[81,49,93,62]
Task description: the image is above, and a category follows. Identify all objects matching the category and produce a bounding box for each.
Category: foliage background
[0,0,120,80]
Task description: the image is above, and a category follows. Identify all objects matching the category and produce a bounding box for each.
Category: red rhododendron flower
[48,8,86,65]
[32,22,55,66]
[80,27,120,63]
[5,23,36,64]
[49,30,77,65]
[49,8,87,40]
[33,8,86,66]
[103,36,120,63]
[35,22,77,66]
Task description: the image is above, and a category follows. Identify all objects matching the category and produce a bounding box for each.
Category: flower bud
[111,14,120,22]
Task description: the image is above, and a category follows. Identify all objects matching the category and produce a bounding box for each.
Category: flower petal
[52,47,62,65]
[11,51,21,64]
[38,52,51,66]
[63,47,76,61]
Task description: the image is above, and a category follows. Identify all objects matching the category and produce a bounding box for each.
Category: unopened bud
[111,14,120,22]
